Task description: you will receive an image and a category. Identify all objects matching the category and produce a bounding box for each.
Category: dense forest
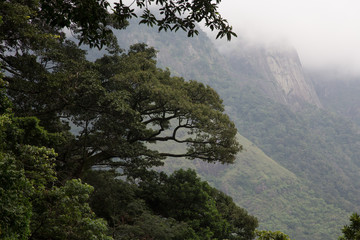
[1,1,360,240]
[0,0,254,239]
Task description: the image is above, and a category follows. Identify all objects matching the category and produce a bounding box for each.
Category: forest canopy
[0,0,258,239]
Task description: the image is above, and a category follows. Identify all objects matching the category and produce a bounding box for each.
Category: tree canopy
[85,169,258,239]
[4,39,240,179]
[256,230,292,240]
[0,94,112,239]
[339,213,360,240]
[0,1,261,239]
[1,0,236,51]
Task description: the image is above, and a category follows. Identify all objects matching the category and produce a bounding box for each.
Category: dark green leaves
[256,230,292,240]
[139,169,258,239]
[339,213,360,240]
[5,40,240,178]
[135,0,237,40]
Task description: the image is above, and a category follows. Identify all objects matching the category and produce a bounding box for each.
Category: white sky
[215,0,360,75]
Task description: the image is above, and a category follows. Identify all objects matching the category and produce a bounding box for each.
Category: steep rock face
[224,42,322,110]
[266,48,322,108]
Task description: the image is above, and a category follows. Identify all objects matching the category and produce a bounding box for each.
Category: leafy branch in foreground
[1,0,236,53]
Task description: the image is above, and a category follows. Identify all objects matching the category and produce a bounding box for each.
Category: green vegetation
[339,213,360,240]
[231,87,360,212]
[0,97,111,239]
[314,77,360,126]
[0,1,257,239]
[160,134,348,240]
[84,168,258,239]
[256,230,292,240]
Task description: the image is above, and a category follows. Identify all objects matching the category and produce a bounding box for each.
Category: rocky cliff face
[223,41,322,110]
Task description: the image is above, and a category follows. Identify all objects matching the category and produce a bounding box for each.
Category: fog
[213,0,360,76]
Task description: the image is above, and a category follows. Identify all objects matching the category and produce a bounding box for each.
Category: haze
[216,0,360,76]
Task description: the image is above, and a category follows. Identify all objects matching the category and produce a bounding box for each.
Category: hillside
[311,71,360,126]
[159,134,348,240]
[86,22,360,239]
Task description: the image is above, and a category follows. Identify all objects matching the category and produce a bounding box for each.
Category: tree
[39,0,237,48]
[213,189,258,240]
[138,169,258,239]
[339,213,360,240]
[0,2,252,239]
[83,169,258,239]
[255,230,292,240]
[0,92,112,239]
[84,170,196,239]
[29,179,112,240]
[0,0,236,54]
[1,0,240,180]
[5,41,240,179]
[0,152,32,239]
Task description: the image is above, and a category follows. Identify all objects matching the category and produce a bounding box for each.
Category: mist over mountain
[216,0,360,77]
[309,69,360,126]
[217,38,322,110]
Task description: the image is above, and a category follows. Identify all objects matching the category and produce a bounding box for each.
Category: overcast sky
[214,0,360,75]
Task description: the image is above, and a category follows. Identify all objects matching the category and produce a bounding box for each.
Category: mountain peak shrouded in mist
[109,17,322,110]
[215,38,322,109]
[216,0,360,77]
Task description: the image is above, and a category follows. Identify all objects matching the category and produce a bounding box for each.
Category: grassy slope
[158,134,348,240]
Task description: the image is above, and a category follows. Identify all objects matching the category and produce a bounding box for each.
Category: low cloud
[214,0,360,76]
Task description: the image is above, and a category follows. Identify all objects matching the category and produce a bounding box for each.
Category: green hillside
[86,22,360,239]
[230,87,360,212]
[159,134,348,240]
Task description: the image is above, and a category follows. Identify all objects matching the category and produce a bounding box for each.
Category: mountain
[159,134,347,240]
[220,40,322,110]
[310,70,360,126]
[87,23,360,239]
[112,23,321,110]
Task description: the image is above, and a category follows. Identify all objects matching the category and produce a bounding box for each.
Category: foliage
[30,179,112,240]
[138,169,258,239]
[0,0,235,53]
[0,152,31,239]
[0,95,112,239]
[256,230,292,240]
[0,1,256,240]
[339,213,360,240]
[84,169,257,239]
[84,170,196,239]
[42,0,236,47]
[4,40,240,180]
